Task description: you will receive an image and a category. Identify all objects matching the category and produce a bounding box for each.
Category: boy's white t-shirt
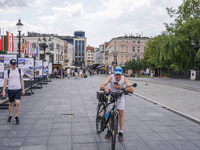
[4,68,24,90]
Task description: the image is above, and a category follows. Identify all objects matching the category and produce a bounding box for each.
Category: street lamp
[38,35,53,61]
[16,19,23,58]
[191,40,199,70]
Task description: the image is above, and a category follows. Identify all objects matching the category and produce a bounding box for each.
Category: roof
[86,46,94,52]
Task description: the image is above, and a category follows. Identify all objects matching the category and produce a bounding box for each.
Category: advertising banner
[35,60,43,78]
[18,58,34,81]
[43,61,48,76]
[48,63,52,75]
[0,54,17,87]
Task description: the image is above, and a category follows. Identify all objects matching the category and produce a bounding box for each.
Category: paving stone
[22,136,49,146]
[19,145,46,150]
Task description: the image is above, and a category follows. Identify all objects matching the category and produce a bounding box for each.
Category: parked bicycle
[96,83,137,150]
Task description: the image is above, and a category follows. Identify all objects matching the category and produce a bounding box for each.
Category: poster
[35,60,43,78]
[0,54,17,87]
[43,61,48,76]
[48,63,52,75]
[18,58,34,81]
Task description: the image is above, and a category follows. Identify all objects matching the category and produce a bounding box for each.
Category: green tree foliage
[144,0,200,72]
[125,59,143,74]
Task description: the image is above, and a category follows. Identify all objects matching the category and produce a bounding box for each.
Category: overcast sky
[0,0,182,47]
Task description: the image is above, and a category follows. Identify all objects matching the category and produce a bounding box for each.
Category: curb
[134,92,200,125]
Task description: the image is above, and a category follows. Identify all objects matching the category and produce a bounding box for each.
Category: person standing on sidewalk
[2,59,25,124]
[67,68,71,79]
[100,67,134,141]
[146,68,150,78]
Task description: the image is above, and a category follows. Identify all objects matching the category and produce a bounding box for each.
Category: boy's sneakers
[118,132,123,141]
[8,116,12,122]
[105,130,112,138]
[14,116,20,124]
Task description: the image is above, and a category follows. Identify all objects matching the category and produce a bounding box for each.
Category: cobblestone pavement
[126,77,200,121]
[0,76,200,150]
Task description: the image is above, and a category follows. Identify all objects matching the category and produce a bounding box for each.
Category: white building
[9,35,64,66]
[68,43,73,66]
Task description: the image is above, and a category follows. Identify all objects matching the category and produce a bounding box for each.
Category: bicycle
[96,83,137,150]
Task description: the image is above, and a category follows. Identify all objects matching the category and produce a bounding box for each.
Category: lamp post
[38,35,53,61]
[16,19,23,58]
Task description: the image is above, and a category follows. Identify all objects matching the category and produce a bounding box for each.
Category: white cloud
[34,0,54,5]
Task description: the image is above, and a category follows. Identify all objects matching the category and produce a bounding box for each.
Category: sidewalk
[0,76,200,150]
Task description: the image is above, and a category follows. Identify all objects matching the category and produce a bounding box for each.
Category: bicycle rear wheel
[111,113,118,150]
[96,102,106,133]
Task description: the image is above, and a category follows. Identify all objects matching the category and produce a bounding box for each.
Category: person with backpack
[2,59,25,124]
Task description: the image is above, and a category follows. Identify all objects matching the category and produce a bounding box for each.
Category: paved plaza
[0,76,200,150]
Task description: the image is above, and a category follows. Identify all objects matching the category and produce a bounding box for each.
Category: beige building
[85,46,95,66]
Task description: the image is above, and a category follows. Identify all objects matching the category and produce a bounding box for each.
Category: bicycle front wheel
[111,113,118,150]
[96,102,106,133]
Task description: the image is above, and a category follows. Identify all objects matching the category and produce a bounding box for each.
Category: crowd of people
[53,67,99,79]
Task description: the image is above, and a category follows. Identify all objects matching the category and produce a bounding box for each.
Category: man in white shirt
[2,59,25,124]
[100,67,134,141]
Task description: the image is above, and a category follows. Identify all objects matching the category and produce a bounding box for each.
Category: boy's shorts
[8,89,22,103]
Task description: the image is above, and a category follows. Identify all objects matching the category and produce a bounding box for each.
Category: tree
[124,59,144,75]
[143,0,200,73]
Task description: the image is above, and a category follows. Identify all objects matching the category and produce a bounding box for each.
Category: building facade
[8,33,65,66]
[67,43,73,66]
[73,31,87,68]
[85,46,95,66]
[106,36,149,72]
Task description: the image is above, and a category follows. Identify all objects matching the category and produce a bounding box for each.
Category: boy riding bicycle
[100,67,134,141]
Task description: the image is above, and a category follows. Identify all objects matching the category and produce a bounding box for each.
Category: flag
[25,40,27,55]
[11,33,14,52]
[36,46,39,58]
[29,42,32,56]
[22,39,24,53]
[0,29,1,51]
[6,31,10,51]
[27,41,29,55]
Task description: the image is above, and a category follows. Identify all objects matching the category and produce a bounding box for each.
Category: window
[114,47,116,51]
[91,57,93,59]
[91,54,93,56]
[138,41,140,44]
[88,57,90,59]
[88,54,90,56]
[137,47,140,52]
[133,41,135,44]
[132,47,135,52]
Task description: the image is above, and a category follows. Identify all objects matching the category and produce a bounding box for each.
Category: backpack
[7,68,21,79]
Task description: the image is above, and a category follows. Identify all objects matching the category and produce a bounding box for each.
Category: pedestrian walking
[53,68,57,79]
[146,68,150,78]
[151,69,154,78]
[79,68,83,78]
[2,59,25,124]
[67,68,71,79]
[62,68,65,79]
[58,68,61,78]
[75,67,78,78]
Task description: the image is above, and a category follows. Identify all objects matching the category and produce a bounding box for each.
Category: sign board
[48,63,52,74]
[18,58,34,81]
[0,54,17,87]
[43,61,49,76]
[35,60,43,78]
